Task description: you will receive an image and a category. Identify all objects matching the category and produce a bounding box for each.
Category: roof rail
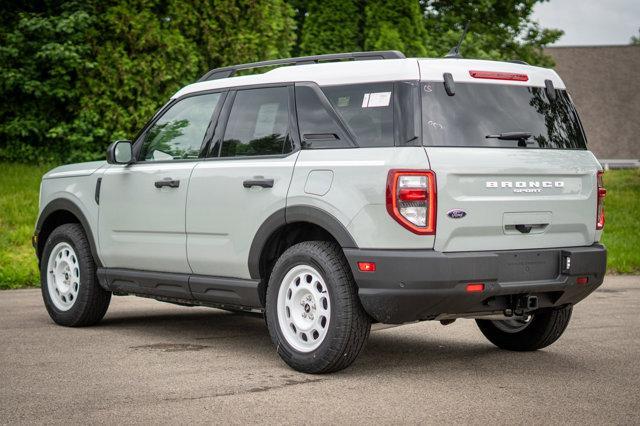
[197,51,406,82]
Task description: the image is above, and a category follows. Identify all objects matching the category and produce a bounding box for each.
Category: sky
[532,0,640,46]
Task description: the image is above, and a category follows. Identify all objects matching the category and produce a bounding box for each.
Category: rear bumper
[344,244,606,324]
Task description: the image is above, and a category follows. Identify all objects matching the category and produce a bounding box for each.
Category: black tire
[476,305,573,351]
[265,241,371,374]
[40,223,111,327]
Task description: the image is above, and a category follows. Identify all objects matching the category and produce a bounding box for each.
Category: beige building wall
[545,45,640,159]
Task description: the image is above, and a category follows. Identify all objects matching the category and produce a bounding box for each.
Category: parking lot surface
[1,275,639,424]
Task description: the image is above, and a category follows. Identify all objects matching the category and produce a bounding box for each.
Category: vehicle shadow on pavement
[98,308,277,356]
[94,307,583,376]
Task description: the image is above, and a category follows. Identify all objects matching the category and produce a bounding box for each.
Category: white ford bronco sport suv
[34,51,607,373]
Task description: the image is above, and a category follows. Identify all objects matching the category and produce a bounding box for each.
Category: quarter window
[139,93,221,161]
[295,85,351,149]
[322,83,395,147]
[220,87,292,157]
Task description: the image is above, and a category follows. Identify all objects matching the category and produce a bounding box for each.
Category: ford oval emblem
[447,209,467,219]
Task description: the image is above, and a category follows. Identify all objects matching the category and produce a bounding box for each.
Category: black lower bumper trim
[344,244,606,324]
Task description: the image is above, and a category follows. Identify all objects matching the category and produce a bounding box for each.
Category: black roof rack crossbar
[197,50,406,82]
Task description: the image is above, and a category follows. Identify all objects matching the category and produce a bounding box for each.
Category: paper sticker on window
[254,103,279,138]
[361,92,391,108]
[361,93,370,108]
[337,96,350,107]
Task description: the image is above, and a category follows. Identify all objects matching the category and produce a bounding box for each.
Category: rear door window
[321,83,395,147]
[421,82,587,149]
[220,87,293,157]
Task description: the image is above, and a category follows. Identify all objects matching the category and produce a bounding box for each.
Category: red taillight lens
[596,171,606,230]
[576,276,589,285]
[469,70,529,82]
[399,188,428,201]
[466,283,485,293]
[357,262,376,272]
[386,170,436,235]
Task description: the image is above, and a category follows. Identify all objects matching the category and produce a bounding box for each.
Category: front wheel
[40,223,111,327]
[265,241,370,374]
[476,305,573,351]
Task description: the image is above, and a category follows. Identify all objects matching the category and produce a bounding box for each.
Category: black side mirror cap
[107,140,134,164]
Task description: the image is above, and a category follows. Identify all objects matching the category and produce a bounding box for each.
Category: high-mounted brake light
[596,171,606,230]
[469,70,528,82]
[386,170,436,235]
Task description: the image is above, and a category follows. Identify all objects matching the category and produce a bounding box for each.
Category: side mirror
[107,140,133,164]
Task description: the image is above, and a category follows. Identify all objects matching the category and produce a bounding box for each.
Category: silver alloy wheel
[277,264,331,353]
[46,242,80,311]
[492,315,533,333]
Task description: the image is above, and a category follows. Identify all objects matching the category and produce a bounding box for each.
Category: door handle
[243,178,274,189]
[154,178,180,189]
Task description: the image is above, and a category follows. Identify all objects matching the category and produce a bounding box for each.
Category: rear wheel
[476,305,572,351]
[41,223,111,327]
[265,241,370,374]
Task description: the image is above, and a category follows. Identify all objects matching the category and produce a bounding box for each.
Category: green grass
[601,169,640,274]
[0,163,52,288]
[0,164,638,289]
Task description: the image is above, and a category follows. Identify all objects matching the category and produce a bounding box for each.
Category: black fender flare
[248,205,358,279]
[35,198,102,267]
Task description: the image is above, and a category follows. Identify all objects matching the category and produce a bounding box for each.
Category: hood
[43,161,107,179]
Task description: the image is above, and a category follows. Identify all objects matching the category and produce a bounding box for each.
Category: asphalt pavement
[1,275,639,424]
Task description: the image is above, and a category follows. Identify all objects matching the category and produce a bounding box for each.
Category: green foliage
[294,0,561,64]
[365,0,428,56]
[0,0,562,164]
[0,2,95,163]
[631,27,640,45]
[421,0,563,66]
[0,0,295,164]
[297,0,429,56]
[298,0,363,55]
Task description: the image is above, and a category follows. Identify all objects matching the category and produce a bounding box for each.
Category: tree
[296,0,428,56]
[365,0,428,56]
[297,0,363,55]
[293,1,561,64]
[0,2,96,162]
[420,0,563,66]
[631,28,640,45]
[0,0,296,163]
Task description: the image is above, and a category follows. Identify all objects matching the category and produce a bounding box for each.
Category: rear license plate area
[497,250,559,282]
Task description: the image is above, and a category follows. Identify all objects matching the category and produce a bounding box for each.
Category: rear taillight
[596,171,606,230]
[386,170,436,235]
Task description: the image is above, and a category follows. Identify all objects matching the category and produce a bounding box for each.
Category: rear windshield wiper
[486,132,533,147]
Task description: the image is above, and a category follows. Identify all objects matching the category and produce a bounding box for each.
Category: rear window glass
[322,83,394,147]
[421,82,587,149]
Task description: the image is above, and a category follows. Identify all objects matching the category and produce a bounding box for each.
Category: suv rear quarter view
[34,51,607,373]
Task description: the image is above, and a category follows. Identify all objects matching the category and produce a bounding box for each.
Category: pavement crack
[194,333,263,340]
[130,343,210,352]
[162,377,325,402]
